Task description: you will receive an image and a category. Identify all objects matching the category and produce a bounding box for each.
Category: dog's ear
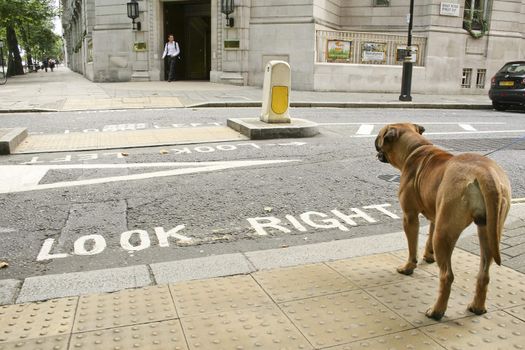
[383,128,399,143]
[414,124,425,134]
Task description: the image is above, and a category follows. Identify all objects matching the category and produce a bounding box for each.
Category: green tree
[0,0,58,76]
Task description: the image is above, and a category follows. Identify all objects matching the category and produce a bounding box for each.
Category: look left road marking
[0,160,298,194]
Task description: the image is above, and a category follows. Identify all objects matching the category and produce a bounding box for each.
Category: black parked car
[489,61,525,111]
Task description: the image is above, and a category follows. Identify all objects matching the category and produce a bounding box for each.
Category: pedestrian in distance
[42,58,49,72]
[161,34,180,82]
[49,58,55,72]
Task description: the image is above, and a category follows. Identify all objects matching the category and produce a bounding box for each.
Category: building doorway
[163,0,211,81]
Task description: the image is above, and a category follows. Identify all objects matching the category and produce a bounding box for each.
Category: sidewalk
[1,203,524,350]
[0,67,492,112]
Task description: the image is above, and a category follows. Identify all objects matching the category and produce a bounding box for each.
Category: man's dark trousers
[167,56,176,81]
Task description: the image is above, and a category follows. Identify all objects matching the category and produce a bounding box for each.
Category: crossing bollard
[260,60,291,123]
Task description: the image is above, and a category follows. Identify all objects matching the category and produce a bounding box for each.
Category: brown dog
[375,123,511,320]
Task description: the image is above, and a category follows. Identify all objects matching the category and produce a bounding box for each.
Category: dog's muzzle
[377,151,389,163]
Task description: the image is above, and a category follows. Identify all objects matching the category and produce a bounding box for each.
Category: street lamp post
[221,0,235,27]
[399,0,415,101]
[126,0,140,31]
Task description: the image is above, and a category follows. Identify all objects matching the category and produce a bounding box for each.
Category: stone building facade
[61,0,525,94]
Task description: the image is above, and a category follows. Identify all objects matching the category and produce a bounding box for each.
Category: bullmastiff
[375,123,511,320]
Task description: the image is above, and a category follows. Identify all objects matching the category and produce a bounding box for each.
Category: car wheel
[492,101,508,111]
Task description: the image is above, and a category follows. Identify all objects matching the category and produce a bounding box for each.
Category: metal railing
[316,30,427,66]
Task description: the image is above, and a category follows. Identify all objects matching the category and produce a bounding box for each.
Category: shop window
[462,68,473,88]
[373,0,390,6]
[476,69,486,88]
[463,0,490,33]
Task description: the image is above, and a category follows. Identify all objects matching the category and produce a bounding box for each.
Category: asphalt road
[0,108,524,280]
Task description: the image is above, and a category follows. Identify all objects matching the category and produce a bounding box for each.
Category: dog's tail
[477,172,510,266]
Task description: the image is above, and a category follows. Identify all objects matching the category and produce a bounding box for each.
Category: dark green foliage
[0,0,62,76]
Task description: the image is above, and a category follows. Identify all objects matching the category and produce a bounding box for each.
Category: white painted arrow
[0,160,299,194]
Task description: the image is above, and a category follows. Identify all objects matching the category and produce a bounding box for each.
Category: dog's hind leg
[425,227,457,321]
[467,225,492,315]
[397,212,419,275]
[423,222,435,263]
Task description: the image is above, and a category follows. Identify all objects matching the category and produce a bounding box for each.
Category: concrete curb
[0,109,58,113]
[227,117,319,139]
[190,101,493,110]
[0,102,492,112]
[0,128,28,155]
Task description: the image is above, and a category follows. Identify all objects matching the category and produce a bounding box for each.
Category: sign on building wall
[361,42,387,63]
[395,44,419,64]
[327,40,352,62]
[440,2,460,17]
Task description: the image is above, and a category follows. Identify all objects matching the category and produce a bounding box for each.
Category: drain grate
[432,137,525,152]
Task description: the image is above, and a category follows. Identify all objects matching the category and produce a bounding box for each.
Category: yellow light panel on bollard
[271,86,289,114]
[261,61,291,123]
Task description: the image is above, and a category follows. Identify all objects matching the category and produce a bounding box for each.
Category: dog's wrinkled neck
[405,140,433,161]
[389,134,432,170]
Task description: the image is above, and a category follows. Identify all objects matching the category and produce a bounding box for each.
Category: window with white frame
[476,69,486,89]
[463,0,491,33]
[462,68,473,88]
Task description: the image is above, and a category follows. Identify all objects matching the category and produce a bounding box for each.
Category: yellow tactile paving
[180,305,313,350]
[366,277,483,327]
[73,285,177,333]
[506,304,525,321]
[252,263,358,302]
[421,311,525,350]
[280,290,412,348]
[69,320,187,350]
[391,248,483,275]
[170,275,273,317]
[14,127,247,153]
[0,297,77,344]
[1,251,524,349]
[0,335,69,350]
[452,267,525,310]
[327,253,433,288]
[326,329,442,350]
[62,97,184,110]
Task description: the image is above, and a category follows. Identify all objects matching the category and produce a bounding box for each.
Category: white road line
[459,124,477,131]
[0,160,299,194]
[317,122,506,126]
[352,129,525,138]
[356,124,375,135]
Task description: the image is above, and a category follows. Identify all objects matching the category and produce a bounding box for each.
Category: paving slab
[0,279,21,305]
[244,229,423,270]
[16,265,151,303]
[150,253,255,284]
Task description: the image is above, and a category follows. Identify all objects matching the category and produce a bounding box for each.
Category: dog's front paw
[467,303,487,315]
[423,253,435,264]
[425,307,445,321]
[396,262,417,275]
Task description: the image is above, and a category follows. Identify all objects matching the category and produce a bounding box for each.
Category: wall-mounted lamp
[221,0,235,27]
[127,0,141,31]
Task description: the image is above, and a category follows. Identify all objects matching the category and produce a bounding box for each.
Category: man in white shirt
[161,34,180,82]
